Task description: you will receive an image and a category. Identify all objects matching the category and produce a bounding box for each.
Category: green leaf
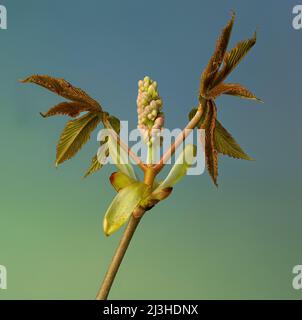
[109,172,136,192]
[84,155,102,178]
[84,144,109,178]
[56,111,102,166]
[103,182,150,236]
[156,144,197,189]
[214,120,253,160]
[108,134,137,180]
[83,116,120,178]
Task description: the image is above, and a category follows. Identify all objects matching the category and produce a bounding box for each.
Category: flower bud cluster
[137,76,164,144]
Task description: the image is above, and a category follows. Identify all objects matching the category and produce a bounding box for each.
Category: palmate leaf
[212,32,257,86]
[40,101,94,118]
[21,75,101,111]
[208,83,262,101]
[200,13,235,96]
[56,111,102,166]
[201,100,218,186]
[214,120,253,160]
[103,182,151,236]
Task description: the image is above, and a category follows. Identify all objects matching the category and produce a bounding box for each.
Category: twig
[154,105,203,173]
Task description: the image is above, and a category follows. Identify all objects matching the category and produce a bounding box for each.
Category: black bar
[0,300,301,319]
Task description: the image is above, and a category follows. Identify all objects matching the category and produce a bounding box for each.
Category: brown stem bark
[96,215,142,300]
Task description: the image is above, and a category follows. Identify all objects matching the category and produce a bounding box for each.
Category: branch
[154,105,204,173]
[96,215,142,300]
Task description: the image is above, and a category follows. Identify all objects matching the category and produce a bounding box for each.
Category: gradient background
[0,0,301,299]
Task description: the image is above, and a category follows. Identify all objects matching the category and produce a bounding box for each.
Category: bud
[136,76,165,145]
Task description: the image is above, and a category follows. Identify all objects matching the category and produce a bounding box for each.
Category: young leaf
[103,182,150,236]
[200,13,235,96]
[214,120,253,160]
[40,101,94,118]
[208,83,261,101]
[84,155,103,178]
[212,32,256,86]
[108,134,137,180]
[97,143,110,164]
[56,111,102,166]
[21,75,101,110]
[83,116,120,178]
[201,100,218,186]
[156,144,197,189]
[109,172,136,192]
[84,143,110,178]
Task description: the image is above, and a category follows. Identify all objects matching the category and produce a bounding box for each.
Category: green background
[0,0,301,299]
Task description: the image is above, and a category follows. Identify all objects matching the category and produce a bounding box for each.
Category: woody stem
[96,215,142,300]
[96,168,156,300]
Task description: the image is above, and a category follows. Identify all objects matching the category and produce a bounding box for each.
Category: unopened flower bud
[136,75,165,145]
[156,99,162,107]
